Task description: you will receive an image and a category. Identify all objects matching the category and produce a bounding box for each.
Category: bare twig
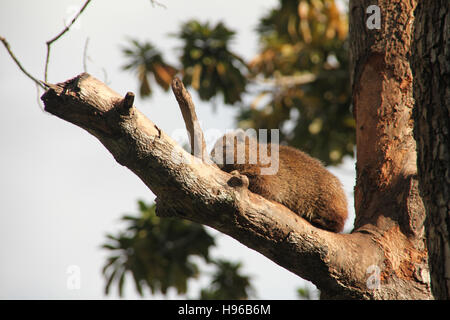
[0,36,46,89]
[83,37,90,72]
[101,67,110,85]
[1,1,91,87]
[171,77,211,163]
[149,0,167,9]
[44,0,92,82]
[35,83,45,111]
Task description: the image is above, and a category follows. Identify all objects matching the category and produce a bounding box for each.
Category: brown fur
[211,132,348,232]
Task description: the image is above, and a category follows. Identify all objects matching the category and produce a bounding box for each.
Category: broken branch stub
[171,77,212,164]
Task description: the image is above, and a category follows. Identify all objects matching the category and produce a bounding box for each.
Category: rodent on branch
[211,130,348,233]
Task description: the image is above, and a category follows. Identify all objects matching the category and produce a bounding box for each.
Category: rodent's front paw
[228,170,249,188]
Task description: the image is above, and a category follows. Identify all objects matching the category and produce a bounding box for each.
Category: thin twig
[83,37,90,72]
[35,83,46,112]
[44,0,92,82]
[101,67,109,85]
[149,0,167,9]
[0,36,46,89]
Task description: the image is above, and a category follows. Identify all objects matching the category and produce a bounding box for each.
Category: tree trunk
[411,0,450,300]
[39,0,436,299]
[347,0,432,298]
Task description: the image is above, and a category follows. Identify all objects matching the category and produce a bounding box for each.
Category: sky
[0,0,355,299]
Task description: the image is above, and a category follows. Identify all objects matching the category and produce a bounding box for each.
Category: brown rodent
[211,130,348,233]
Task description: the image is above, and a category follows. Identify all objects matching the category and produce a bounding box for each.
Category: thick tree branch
[41,72,387,299]
[348,0,431,299]
[412,0,450,299]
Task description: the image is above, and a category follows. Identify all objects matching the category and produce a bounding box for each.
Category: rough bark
[411,0,450,300]
[349,0,432,298]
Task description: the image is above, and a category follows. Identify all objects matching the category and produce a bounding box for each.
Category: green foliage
[122,20,248,105]
[102,200,255,299]
[297,287,312,299]
[102,200,215,296]
[296,285,319,300]
[199,260,255,300]
[176,20,248,105]
[122,39,177,97]
[243,0,354,165]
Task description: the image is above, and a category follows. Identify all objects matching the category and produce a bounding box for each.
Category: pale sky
[0,0,355,299]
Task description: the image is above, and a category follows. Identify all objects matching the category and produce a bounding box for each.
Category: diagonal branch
[41,73,384,299]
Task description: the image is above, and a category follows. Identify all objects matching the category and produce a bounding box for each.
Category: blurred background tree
[103,200,255,299]
[102,200,214,297]
[245,0,353,165]
[105,0,351,299]
[199,259,255,300]
[122,39,177,97]
[176,20,248,105]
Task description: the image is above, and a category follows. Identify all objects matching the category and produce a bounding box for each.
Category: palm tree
[102,201,215,296]
[199,260,254,300]
[176,20,248,105]
[122,39,177,97]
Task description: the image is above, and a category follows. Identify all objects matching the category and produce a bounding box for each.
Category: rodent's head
[210,129,279,176]
[210,129,255,168]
